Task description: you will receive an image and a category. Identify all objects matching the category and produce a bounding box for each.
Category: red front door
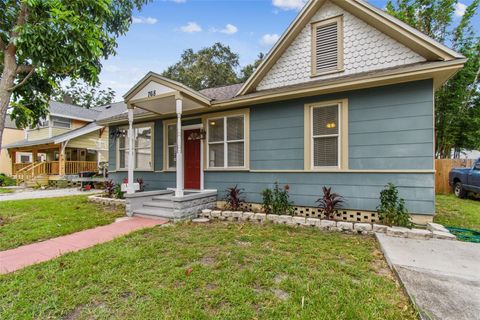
[184,129,201,189]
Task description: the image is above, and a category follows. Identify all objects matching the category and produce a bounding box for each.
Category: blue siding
[108,80,435,215]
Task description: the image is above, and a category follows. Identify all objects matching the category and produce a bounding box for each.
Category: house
[0,117,25,176]
[4,101,126,186]
[98,0,465,223]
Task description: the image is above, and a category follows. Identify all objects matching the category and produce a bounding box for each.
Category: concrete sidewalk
[377,233,480,320]
[0,217,167,274]
[0,188,102,201]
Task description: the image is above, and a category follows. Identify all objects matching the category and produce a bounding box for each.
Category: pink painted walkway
[0,217,167,274]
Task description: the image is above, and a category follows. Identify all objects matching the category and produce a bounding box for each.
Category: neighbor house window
[311,15,343,76]
[207,114,246,168]
[51,116,71,128]
[166,123,177,169]
[305,100,348,170]
[117,123,153,170]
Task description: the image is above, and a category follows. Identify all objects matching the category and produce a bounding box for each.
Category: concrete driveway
[0,188,102,201]
[377,233,480,320]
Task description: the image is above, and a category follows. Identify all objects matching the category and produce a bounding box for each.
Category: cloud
[454,2,467,17]
[211,24,238,35]
[180,22,202,33]
[260,33,280,46]
[272,0,306,11]
[132,16,158,25]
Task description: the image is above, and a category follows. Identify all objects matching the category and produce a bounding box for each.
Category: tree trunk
[0,50,18,151]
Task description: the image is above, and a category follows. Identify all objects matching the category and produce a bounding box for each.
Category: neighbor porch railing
[65,161,98,175]
[14,161,98,182]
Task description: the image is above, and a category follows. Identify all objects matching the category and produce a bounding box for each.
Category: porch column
[127,106,135,194]
[59,145,65,175]
[175,98,184,197]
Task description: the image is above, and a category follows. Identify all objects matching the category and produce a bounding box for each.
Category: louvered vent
[314,22,338,73]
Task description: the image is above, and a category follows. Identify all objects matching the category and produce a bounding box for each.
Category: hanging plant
[110,128,127,140]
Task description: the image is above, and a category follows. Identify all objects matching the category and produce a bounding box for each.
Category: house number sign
[147,90,156,97]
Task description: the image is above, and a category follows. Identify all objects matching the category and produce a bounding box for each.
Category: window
[207,115,246,168]
[51,116,71,128]
[117,124,153,170]
[311,16,343,76]
[305,100,348,170]
[166,123,177,169]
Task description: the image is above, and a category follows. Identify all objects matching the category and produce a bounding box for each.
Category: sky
[98,0,477,100]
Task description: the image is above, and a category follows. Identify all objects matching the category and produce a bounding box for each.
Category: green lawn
[0,223,416,319]
[0,196,124,251]
[0,188,14,194]
[435,194,480,230]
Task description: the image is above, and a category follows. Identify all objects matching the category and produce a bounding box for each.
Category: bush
[316,186,344,220]
[224,185,245,211]
[104,180,115,198]
[114,184,125,199]
[262,182,294,215]
[377,183,412,228]
[0,173,16,187]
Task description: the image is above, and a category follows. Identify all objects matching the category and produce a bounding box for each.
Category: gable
[256,1,426,91]
[130,80,176,101]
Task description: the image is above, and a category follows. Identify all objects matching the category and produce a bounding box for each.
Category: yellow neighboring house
[4,101,126,185]
[0,118,25,176]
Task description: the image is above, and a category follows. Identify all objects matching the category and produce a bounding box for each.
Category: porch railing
[14,161,98,179]
[65,161,98,175]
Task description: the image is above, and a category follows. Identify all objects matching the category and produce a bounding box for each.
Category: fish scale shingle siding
[257,1,425,91]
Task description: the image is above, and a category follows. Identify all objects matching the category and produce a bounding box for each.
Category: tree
[386,0,480,158]
[239,52,264,83]
[52,80,116,109]
[161,43,241,90]
[0,0,149,150]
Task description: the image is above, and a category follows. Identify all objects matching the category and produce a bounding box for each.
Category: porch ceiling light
[326,122,336,129]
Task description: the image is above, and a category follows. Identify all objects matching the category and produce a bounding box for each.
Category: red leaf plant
[316,186,344,220]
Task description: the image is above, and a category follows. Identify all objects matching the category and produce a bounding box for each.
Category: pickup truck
[449,158,480,198]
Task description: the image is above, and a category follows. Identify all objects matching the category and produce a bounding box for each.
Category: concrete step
[133,208,176,219]
[152,194,174,201]
[145,200,174,208]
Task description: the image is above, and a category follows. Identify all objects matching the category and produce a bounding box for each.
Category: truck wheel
[454,182,467,198]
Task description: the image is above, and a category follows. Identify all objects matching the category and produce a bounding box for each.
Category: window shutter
[314,22,338,73]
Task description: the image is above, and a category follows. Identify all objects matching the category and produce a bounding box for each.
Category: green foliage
[377,183,412,227]
[0,0,149,131]
[386,0,480,158]
[114,184,124,199]
[262,182,294,215]
[52,80,115,109]
[0,173,15,186]
[161,43,264,90]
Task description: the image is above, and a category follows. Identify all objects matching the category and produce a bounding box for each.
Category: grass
[0,196,124,251]
[435,194,480,230]
[0,222,416,319]
[0,188,14,194]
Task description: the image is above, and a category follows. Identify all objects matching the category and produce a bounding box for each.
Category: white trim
[116,121,155,172]
[206,114,247,170]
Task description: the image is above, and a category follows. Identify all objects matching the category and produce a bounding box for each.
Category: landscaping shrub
[136,178,147,192]
[224,185,245,210]
[114,184,125,199]
[0,173,16,187]
[104,180,115,198]
[377,183,412,227]
[316,186,344,220]
[262,182,294,215]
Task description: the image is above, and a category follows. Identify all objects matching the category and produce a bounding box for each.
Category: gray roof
[92,101,127,121]
[49,101,101,121]
[4,122,102,149]
[199,83,243,101]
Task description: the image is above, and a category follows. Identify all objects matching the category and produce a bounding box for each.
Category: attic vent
[312,16,343,76]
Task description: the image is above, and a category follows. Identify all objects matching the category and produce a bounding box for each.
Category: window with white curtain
[117,124,153,170]
[207,115,245,168]
[311,104,340,167]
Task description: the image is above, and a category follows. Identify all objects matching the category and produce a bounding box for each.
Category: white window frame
[166,123,177,170]
[51,116,71,129]
[206,114,247,170]
[310,104,341,170]
[116,122,154,171]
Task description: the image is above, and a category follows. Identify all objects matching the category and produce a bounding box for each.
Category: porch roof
[4,123,103,150]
